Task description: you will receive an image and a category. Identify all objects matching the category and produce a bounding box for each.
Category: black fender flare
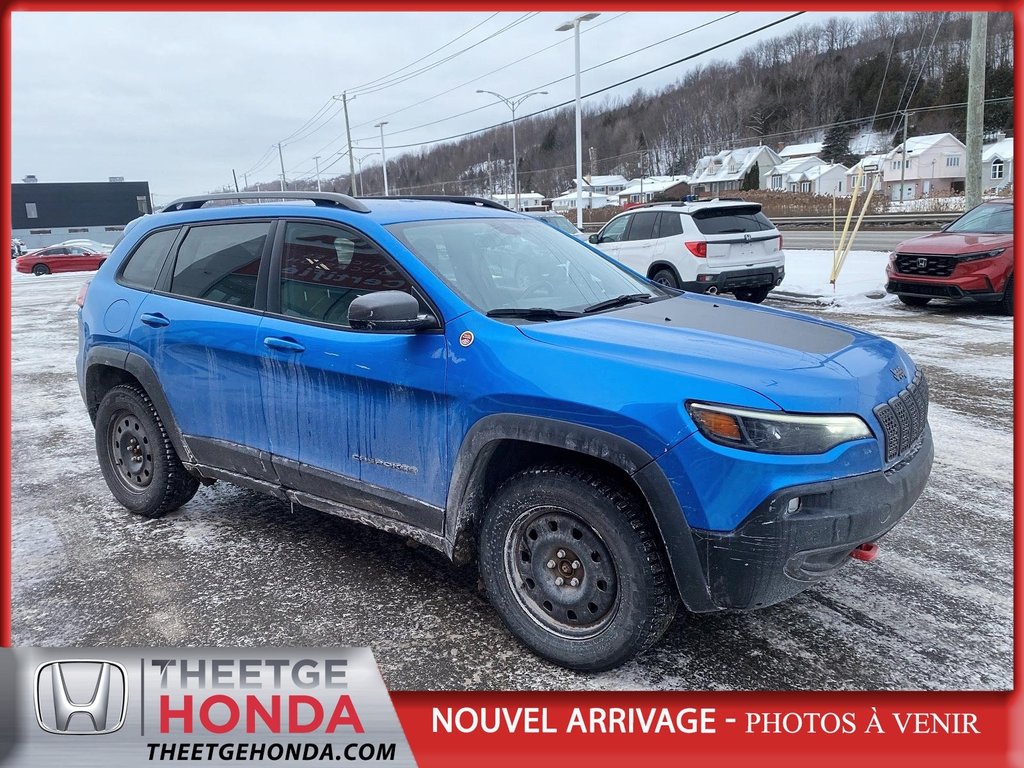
[84,347,194,463]
[444,414,716,612]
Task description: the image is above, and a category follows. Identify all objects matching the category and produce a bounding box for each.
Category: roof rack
[360,195,510,211]
[161,191,371,213]
[625,196,751,211]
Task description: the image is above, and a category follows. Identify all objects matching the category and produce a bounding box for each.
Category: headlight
[957,248,1006,262]
[686,402,872,455]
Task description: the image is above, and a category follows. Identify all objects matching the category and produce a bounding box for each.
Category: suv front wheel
[478,465,678,671]
[95,384,200,517]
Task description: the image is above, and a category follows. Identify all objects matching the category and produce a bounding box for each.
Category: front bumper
[688,426,933,610]
[886,278,1002,303]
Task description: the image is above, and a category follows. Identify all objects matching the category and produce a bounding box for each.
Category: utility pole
[487,153,493,197]
[276,143,286,192]
[898,112,912,203]
[333,92,359,196]
[242,173,249,190]
[313,155,322,192]
[231,169,239,193]
[966,11,988,209]
[589,146,597,178]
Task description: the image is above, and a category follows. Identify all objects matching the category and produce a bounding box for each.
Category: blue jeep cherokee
[77,192,933,671]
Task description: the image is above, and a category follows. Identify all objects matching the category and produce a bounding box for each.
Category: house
[550,190,613,211]
[615,176,690,207]
[489,192,545,212]
[881,133,967,201]
[764,157,823,191]
[766,157,848,196]
[11,179,153,249]
[689,146,783,196]
[778,142,823,160]
[982,135,1013,192]
[845,154,886,193]
[567,175,630,197]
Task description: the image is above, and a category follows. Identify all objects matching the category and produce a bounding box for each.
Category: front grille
[873,371,929,464]
[894,253,957,277]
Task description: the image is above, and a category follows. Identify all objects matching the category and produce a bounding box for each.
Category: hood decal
[602,298,854,355]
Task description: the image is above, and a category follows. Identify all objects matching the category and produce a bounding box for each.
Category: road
[779,229,931,251]
[10,267,1013,691]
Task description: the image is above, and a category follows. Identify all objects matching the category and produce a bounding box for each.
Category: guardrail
[771,212,962,227]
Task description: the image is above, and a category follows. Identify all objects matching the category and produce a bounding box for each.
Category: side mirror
[588,233,600,244]
[348,290,437,331]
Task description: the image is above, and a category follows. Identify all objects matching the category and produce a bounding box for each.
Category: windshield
[945,203,1013,234]
[543,215,580,235]
[387,217,665,315]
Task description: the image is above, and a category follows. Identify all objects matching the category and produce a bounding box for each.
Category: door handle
[263,336,305,353]
[139,313,170,328]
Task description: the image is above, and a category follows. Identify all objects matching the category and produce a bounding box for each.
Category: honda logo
[34,660,128,735]
[916,257,928,269]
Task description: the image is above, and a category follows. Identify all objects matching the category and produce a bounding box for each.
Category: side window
[658,212,683,238]
[625,212,659,241]
[121,228,180,291]
[278,221,418,328]
[599,215,630,243]
[169,222,270,308]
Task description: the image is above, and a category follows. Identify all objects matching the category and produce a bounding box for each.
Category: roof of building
[616,176,689,197]
[846,154,886,174]
[779,142,823,158]
[982,137,1014,162]
[887,132,965,159]
[770,156,824,176]
[572,175,629,189]
[692,146,782,184]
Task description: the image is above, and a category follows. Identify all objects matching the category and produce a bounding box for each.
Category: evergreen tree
[741,164,760,191]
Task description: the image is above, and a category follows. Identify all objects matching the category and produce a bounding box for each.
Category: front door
[258,220,448,528]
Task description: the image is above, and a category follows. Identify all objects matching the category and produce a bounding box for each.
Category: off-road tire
[32,264,50,276]
[898,295,931,307]
[733,286,771,303]
[651,268,680,289]
[95,384,199,518]
[999,277,1013,316]
[478,465,678,671]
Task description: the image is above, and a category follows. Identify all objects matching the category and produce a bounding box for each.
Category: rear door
[691,205,781,269]
[129,219,275,475]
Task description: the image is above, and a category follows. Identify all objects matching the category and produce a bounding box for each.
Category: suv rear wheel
[651,268,679,289]
[95,384,200,518]
[478,465,677,671]
[734,286,771,303]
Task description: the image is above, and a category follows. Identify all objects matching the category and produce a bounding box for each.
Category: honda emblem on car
[34,660,128,735]
[916,257,929,269]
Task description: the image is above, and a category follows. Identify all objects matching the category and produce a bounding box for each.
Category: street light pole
[356,153,380,194]
[374,122,390,196]
[313,155,322,192]
[477,89,549,211]
[556,13,600,229]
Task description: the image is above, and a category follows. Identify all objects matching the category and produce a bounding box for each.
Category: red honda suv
[886,200,1014,315]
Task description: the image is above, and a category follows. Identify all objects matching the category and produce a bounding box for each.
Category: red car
[15,244,107,276]
[886,200,1014,315]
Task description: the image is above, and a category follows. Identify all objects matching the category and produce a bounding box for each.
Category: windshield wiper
[582,293,659,314]
[486,307,583,321]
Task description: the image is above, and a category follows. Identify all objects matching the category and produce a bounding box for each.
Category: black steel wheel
[32,263,50,276]
[479,465,678,671]
[95,384,199,518]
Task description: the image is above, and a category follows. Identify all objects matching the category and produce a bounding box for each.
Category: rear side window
[692,207,775,235]
[625,212,659,241]
[277,221,418,328]
[120,228,179,290]
[169,222,270,308]
[657,212,683,238]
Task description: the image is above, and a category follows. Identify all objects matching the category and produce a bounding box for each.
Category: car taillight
[76,281,90,308]
[685,241,707,258]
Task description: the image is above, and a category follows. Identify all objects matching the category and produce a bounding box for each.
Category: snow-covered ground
[778,248,892,307]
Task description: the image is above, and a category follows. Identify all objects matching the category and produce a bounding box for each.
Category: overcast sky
[12,10,866,205]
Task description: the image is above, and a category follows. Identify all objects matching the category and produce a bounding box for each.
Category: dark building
[12,180,153,248]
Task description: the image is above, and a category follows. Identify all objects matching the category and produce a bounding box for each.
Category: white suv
[588,200,785,303]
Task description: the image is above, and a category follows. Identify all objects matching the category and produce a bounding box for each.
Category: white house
[982,136,1013,192]
[799,163,848,196]
[764,157,823,191]
[778,142,823,160]
[569,175,630,196]
[690,146,783,196]
[881,133,967,201]
[615,176,690,206]
[845,154,886,193]
[489,192,544,212]
[550,190,613,211]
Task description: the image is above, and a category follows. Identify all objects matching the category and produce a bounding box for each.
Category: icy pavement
[8,263,1013,691]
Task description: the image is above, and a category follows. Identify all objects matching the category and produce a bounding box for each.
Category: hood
[517,294,913,415]
[894,231,1012,255]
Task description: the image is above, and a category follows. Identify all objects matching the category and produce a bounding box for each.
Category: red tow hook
[850,542,880,562]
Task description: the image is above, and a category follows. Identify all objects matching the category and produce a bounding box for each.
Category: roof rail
[161,191,371,213]
[361,195,510,211]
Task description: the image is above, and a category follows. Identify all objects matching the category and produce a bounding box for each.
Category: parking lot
[10,263,1013,691]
